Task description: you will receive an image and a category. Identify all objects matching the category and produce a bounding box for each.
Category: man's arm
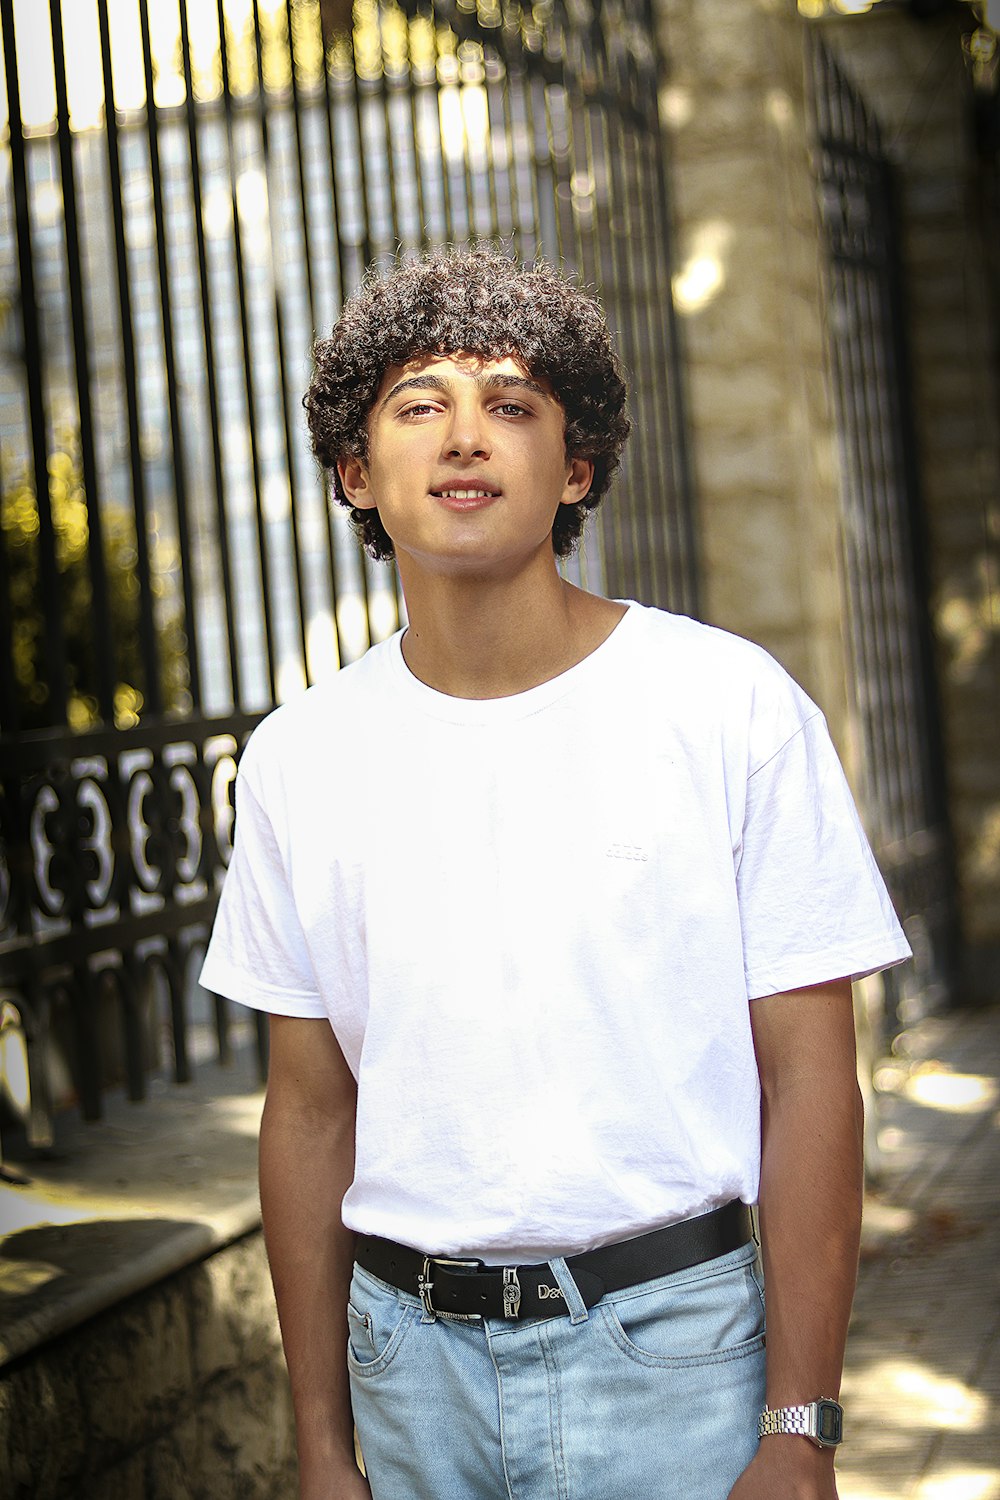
[729,977,864,1500]
[259,1013,372,1500]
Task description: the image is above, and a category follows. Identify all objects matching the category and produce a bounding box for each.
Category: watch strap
[758,1398,843,1447]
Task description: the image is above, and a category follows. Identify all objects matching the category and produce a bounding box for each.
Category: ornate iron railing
[808,34,959,1027]
[0,0,696,1145]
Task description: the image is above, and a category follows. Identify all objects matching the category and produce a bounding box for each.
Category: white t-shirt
[201,602,910,1262]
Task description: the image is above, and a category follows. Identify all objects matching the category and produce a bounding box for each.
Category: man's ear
[559,456,595,507]
[337,455,378,510]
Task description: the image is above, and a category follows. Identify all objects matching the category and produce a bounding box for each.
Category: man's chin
[394,534,556,582]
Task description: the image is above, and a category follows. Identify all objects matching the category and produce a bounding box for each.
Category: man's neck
[395,558,628,700]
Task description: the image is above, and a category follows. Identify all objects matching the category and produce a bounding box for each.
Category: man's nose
[443,401,491,460]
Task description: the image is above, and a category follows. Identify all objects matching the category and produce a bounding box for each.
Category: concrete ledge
[0,1052,264,1369]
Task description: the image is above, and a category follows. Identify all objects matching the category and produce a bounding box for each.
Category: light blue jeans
[347,1239,766,1500]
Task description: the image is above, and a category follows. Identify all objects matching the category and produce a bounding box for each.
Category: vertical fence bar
[1,0,67,725]
[252,0,311,680]
[96,0,163,717]
[401,9,432,250]
[216,0,278,703]
[138,0,203,711]
[178,0,242,708]
[0,448,16,731]
[49,0,117,725]
[375,6,404,250]
[286,0,349,677]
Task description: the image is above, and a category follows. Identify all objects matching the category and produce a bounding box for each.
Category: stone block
[965,898,1000,950]
[665,4,788,86]
[688,361,789,432]
[903,229,969,279]
[0,1363,42,1499]
[905,177,967,219]
[682,290,785,365]
[0,1344,91,1499]
[922,457,990,502]
[917,415,985,463]
[673,150,780,220]
[86,1451,147,1500]
[196,1364,297,1500]
[144,1413,201,1500]
[77,1279,193,1456]
[190,1237,283,1385]
[667,84,772,148]
[695,426,794,499]
[701,494,808,637]
[912,365,985,419]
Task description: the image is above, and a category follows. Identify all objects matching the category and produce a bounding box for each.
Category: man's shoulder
[628,604,798,691]
[238,635,399,778]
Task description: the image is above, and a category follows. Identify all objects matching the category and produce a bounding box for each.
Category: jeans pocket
[346,1268,417,1378]
[347,1301,379,1363]
[599,1245,766,1369]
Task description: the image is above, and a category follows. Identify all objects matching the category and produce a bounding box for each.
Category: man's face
[337,351,594,578]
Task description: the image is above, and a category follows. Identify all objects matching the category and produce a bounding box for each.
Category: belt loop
[547,1256,589,1325]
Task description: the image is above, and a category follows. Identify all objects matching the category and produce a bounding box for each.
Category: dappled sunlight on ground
[842,1468,1000,1500]
[845,1358,989,1433]
[838,1009,1000,1499]
[874,1058,1000,1114]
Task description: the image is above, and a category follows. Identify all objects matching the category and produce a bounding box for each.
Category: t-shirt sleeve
[737,711,912,999]
[199,747,326,1018]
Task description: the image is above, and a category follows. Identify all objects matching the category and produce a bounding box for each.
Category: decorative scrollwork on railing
[0,713,262,1136]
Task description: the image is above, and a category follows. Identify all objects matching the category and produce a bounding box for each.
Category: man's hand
[728,1441,838,1500]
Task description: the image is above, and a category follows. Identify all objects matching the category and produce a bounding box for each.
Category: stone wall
[0,1231,298,1500]
[817,9,1000,998]
[653,0,855,759]
[654,0,1000,998]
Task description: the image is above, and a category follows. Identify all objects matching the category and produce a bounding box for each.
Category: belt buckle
[418,1255,483,1322]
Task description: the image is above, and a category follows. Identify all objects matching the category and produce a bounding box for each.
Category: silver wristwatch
[758,1398,844,1449]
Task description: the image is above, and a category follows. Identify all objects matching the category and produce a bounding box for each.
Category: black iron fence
[0,0,696,1143]
[808,35,959,1028]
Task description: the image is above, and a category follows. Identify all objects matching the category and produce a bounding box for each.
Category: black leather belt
[354,1200,753,1322]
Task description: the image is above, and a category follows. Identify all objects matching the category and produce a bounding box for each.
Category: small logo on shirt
[606,842,648,862]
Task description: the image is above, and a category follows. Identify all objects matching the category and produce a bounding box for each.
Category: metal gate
[808,35,958,1028]
[0,0,695,1142]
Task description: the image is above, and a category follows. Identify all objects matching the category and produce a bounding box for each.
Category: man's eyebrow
[379,371,549,407]
[474,373,548,397]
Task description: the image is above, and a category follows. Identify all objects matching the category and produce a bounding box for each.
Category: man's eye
[493,402,530,417]
[399,402,438,417]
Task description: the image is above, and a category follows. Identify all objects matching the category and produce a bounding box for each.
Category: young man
[201,247,910,1500]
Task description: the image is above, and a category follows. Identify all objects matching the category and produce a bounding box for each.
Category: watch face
[817,1402,843,1444]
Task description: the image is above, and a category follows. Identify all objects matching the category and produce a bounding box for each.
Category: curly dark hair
[304,246,631,560]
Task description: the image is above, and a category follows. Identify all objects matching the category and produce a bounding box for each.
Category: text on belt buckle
[503,1266,521,1320]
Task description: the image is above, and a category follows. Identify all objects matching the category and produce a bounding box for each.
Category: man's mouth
[430,486,501,500]
[434,489,503,501]
[430,483,502,511]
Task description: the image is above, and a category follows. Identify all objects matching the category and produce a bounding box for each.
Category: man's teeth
[439,489,493,498]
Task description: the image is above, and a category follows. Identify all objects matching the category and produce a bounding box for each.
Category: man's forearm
[259,1093,362,1490]
[756,1073,864,1407]
[730,980,864,1499]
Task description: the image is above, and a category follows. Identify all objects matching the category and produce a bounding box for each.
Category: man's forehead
[375,350,555,402]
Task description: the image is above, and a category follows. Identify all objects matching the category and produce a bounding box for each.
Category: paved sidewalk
[838,1006,1000,1500]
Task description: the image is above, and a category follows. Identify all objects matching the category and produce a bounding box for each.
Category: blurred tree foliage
[1,430,189,733]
